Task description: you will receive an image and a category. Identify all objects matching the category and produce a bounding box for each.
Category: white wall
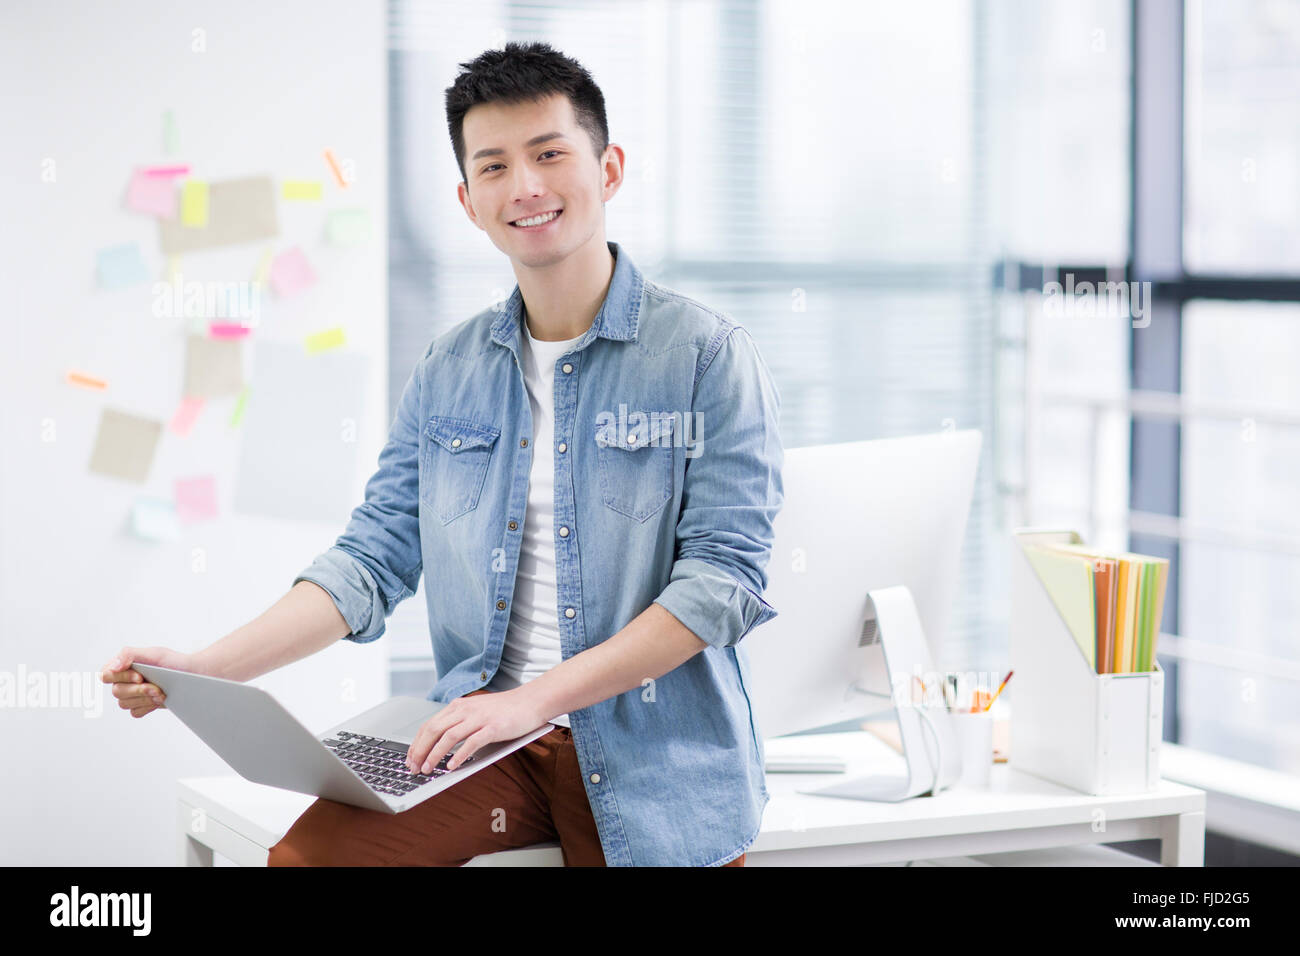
[0,0,389,865]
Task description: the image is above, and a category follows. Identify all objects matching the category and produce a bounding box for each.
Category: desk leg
[1160,810,1205,866]
[178,800,214,866]
[180,832,215,866]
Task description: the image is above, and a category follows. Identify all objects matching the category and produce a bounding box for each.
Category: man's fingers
[101,649,135,678]
[406,711,459,767]
[447,731,485,771]
[112,681,164,706]
[102,667,142,684]
[111,679,147,699]
[419,730,466,774]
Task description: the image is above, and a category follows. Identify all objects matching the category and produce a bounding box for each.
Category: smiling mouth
[509,209,563,228]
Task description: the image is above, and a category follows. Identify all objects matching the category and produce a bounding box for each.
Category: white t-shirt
[486,317,587,728]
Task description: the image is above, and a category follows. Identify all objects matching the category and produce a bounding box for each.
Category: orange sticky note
[66,370,108,391]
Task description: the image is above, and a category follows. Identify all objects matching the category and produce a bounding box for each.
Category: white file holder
[1009,528,1164,796]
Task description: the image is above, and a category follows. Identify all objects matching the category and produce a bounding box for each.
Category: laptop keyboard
[323,731,477,797]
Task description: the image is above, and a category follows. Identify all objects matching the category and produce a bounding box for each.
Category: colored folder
[1022,542,1168,674]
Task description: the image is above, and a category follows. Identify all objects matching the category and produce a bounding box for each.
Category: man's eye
[483,151,560,174]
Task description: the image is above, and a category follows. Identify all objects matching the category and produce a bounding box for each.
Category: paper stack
[1021,543,1169,673]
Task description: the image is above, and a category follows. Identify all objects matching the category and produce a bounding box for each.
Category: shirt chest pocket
[421,415,501,524]
[594,415,675,521]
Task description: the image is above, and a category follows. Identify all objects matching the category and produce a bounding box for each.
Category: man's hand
[100,645,197,718]
[405,687,548,774]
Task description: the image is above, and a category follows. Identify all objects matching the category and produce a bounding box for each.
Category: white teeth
[512,210,560,227]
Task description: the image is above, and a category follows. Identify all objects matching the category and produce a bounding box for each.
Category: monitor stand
[796,585,961,803]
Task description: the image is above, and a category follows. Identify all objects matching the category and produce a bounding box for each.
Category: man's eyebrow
[471,132,569,163]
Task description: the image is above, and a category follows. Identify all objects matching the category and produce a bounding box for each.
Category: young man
[104,41,783,867]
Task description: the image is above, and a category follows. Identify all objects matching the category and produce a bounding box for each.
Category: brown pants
[268,689,745,866]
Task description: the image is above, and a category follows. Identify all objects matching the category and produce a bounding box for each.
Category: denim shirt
[294,240,784,866]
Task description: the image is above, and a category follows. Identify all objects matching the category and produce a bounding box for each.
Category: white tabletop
[754,731,1205,853]
[179,730,1205,858]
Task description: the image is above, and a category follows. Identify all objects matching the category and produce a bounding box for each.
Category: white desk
[176,731,1205,866]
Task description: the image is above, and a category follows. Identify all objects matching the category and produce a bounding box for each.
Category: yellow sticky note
[304,327,345,354]
[252,247,273,287]
[181,180,209,227]
[282,180,323,201]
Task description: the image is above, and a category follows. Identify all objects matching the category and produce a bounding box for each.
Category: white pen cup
[950,710,994,788]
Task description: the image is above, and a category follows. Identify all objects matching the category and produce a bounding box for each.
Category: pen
[983,670,1014,712]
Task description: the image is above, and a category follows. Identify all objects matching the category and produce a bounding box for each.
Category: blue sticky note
[131,498,180,541]
[97,242,151,290]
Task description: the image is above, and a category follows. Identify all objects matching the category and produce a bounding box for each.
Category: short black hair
[444,41,609,186]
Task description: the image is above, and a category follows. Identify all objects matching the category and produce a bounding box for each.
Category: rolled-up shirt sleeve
[653,324,784,650]
[293,350,428,643]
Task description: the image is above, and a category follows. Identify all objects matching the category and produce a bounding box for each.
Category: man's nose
[509,164,546,202]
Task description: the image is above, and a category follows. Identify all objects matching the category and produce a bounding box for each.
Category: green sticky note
[230,385,250,427]
[163,110,178,155]
[325,208,371,245]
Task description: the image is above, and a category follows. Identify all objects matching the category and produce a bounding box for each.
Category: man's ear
[601,144,626,203]
[457,180,483,231]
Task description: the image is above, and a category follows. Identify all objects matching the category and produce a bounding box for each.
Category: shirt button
[564,607,576,619]
[589,773,601,784]
[508,520,518,530]
[558,526,569,537]
[557,442,567,453]
[497,600,506,610]
[562,363,573,374]
[480,671,487,681]
[627,433,637,445]
[451,438,461,448]
[520,438,528,447]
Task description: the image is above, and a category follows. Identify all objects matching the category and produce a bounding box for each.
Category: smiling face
[457,92,622,269]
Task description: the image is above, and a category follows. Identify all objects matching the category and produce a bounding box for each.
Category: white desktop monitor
[742,429,982,741]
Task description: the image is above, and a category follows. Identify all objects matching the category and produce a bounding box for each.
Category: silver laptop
[133,663,556,814]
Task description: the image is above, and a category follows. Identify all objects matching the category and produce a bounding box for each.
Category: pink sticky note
[174,475,218,523]
[209,321,252,339]
[169,396,205,436]
[270,247,317,298]
[126,168,177,218]
[144,165,191,177]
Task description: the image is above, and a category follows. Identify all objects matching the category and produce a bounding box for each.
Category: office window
[984,0,1131,265]
[1184,0,1300,275]
[986,0,1133,594]
[1180,301,1300,774]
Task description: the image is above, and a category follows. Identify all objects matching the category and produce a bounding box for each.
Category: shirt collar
[490,240,643,350]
